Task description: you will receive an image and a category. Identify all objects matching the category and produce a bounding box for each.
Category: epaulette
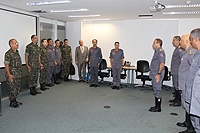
[159,48,163,51]
[90,47,93,49]
[189,50,192,55]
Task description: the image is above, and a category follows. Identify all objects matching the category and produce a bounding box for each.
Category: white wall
[66,21,82,80]
[81,19,181,67]
[67,18,200,85]
[0,6,37,67]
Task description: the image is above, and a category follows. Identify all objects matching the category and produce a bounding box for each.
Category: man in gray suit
[75,40,89,82]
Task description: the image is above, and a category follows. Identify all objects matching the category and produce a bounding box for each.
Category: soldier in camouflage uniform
[4,39,22,108]
[58,41,64,79]
[25,35,42,95]
[39,39,49,91]
[61,39,72,81]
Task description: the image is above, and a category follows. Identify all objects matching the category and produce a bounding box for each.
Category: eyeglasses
[11,42,19,44]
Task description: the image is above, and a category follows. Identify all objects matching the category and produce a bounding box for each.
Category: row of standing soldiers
[148,29,200,133]
[4,35,72,108]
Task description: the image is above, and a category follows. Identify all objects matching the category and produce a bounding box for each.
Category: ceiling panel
[0,0,200,21]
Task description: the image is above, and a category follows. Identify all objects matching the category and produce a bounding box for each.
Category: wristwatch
[157,73,161,75]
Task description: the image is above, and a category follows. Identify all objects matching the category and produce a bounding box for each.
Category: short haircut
[31,35,36,39]
[174,36,181,41]
[64,39,68,42]
[92,39,98,43]
[47,38,52,43]
[41,39,47,43]
[190,28,200,41]
[55,39,60,43]
[115,41,120,45]
[155,38,163,47]
[9,39,15,47]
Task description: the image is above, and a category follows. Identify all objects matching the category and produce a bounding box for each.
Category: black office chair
[134,60,152,90]
[162,66,171,91]
[98,59,110,83]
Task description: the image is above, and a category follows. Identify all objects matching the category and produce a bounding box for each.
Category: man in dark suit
[75,40,89,82]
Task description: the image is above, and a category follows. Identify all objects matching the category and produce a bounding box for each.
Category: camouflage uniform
[4,49,22,100]
[61,45,71,76]
[39,45,49,84]
[25,42,40,88]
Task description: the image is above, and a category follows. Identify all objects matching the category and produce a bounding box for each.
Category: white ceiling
[0,0,200,22]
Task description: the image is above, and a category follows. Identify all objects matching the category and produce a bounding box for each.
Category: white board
[0,9,36,67]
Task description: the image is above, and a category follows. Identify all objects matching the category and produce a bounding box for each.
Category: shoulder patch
[179,49,182,52]
[159,48,163,51]
[160,53,164,57]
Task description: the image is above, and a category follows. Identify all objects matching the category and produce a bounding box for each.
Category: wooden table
[107,65,137,87]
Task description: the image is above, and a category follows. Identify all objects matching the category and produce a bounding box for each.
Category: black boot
[170,90,181,107]
[30,87,37,95]
[169,89,178,102]
[10,100,19,108]
[179,114,196,133]
[40,84,46,91]
[46,83,53,87]
[64,76,67,82]
[111,85,116,89]
[149,97,157,110]
[57,74,62,84]
[66,75,69,81]
[149,97,161,112]
[43,84,49,90]
[177,111,188,127]
[53,74,60,84]
[14,98,22,105]
[33,87,41,94]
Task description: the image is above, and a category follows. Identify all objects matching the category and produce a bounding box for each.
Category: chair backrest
[136,60,150,73]
[163,66,169,81]
[99,59,107,70]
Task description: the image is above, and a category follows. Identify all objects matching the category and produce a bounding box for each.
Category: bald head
[9,39,19,50]
[180,34,190,50]
[79,40,84,46]
[190,28,200,50]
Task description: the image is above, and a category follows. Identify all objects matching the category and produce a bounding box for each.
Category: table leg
[127,69,130,87]
[131,70,134,85]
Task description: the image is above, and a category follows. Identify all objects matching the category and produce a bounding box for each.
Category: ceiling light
[50,9,89,13]
[163,11,200,15]
[68,14,101,18]
[26,0,71,6]
[83,19,110,21]
[165,4,200,8]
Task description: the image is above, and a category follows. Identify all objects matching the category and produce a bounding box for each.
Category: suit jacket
[75,46,89,64]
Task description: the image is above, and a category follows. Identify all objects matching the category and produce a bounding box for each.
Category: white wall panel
[0,9,36,67]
